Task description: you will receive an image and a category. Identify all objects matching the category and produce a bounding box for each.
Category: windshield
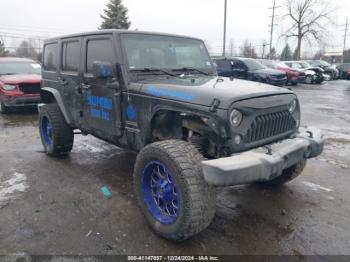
[243,59,266,70]
[299,62,311,68]
[319,60,330,66]
[0,62,41,75]
[121,34,214,71]
[276,62,289,68]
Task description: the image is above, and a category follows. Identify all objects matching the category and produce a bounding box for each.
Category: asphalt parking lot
[0,80,350,256]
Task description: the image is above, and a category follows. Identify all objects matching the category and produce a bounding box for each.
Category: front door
[81,35,122,139]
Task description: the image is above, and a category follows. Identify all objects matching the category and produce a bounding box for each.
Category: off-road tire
[0,101,9,114]
[39,103,74,156]
[262,160,307,186]
[134,140,216,242]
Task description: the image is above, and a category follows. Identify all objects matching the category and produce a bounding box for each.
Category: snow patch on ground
[302,181,333,192]
[0,172,28,204]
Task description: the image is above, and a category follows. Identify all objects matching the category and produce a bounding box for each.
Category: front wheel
[305,75,313,84]
[39,103,74,156]
[134,140,216,242]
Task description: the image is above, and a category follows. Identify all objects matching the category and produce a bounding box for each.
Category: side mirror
[92,61,113,79]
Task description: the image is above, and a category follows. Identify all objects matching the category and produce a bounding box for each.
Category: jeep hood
[139,76,294,109]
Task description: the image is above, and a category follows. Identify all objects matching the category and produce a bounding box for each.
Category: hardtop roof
[44,29,203,43]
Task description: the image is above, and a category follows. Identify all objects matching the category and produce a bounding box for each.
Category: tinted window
[43,43,58,71]
[86,39,114,73]
[233,60,246,70]
[216,60,231,70]
[242,59,266,71]
[62,41,80,72]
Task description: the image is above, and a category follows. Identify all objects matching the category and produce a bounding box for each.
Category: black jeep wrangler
[39,30,324,241]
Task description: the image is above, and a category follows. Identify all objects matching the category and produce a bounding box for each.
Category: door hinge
[209,98,221,112]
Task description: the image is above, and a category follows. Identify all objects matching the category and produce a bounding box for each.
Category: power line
[0,23,90,33]
[0,32,47,41]
[0,26,72,35]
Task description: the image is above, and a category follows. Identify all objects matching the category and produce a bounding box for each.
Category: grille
[271,74,286,79]
[244,110,296,143]
[19,83,41,94]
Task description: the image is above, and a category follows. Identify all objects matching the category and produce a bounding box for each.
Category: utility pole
[343,18,348,52]
[222,0,227,57]
[268,0,280,59]
[262,42,269,59]
[342,18,349,63]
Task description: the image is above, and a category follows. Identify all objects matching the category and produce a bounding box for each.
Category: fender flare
[148,106,230,140]
[40,87,71,124]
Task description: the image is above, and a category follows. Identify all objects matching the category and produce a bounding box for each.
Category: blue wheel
[142,160,180,225]
[134,140,216,242]
[40,116,53,147]
[39,104,73,156]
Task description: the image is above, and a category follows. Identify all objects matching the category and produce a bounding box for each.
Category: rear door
[59,38,83,127]
[81,35,122,139]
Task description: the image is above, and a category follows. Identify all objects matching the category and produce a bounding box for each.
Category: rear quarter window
[216,60,231,70]
[62,41,80,72]
[43,43,58,71]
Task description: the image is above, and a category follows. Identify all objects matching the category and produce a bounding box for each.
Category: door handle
[58,77,68,86]
[81,83,91,89]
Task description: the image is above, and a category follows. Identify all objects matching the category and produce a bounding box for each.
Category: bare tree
[0,39,8,57]
[240,40,257,58]
[282,0,335,60]
[16,40,37,59]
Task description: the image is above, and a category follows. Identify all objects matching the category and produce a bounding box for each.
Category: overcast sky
[0,0,349,56]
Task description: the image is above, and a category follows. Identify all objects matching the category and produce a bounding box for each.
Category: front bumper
[1,94,41,107]
[268,77,288,86]
[202,127,324,186]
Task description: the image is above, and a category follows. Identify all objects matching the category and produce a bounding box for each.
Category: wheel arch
[146,107,229,145]
[40,87,71,124]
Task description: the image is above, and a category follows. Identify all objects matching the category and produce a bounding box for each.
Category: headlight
[230,109,243,127]
[289,99,297,113]
[2,84,17,91]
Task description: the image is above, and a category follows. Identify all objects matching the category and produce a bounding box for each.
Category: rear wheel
[260,160,307,186]
[134,140,216,242]
[39,103,74,156]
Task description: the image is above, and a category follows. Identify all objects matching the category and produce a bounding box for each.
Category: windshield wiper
[173,67,210,76]
[131,68,177,77]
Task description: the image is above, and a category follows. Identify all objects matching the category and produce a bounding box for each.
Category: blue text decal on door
[87,94,113,121]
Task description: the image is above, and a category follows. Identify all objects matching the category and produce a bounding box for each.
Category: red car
[259,59,303,85]
[0,57,41,113]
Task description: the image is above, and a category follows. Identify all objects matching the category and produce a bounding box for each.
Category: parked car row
[337,63,350,80]
[213,57,349,87]
[0,57,42,114]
